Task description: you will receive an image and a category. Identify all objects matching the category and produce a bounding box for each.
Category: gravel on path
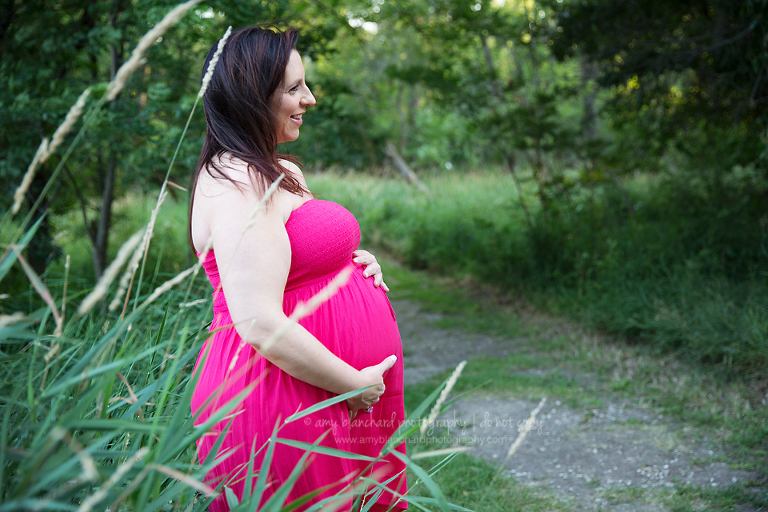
[392,298,764,511]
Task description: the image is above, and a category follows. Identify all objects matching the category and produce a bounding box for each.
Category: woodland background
[4,0,766,375]
[1,1,767,507]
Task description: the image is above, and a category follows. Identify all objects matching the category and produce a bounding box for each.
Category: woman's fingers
[375,354,397,373]
[352,249,374,265]
[353,250,389,289]
[353,355,396,412]
[364,264,381,279]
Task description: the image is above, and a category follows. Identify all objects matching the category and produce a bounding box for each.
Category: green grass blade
[0,216,43,284]
[283,385,374,424]
[383,374,448,452]
[389,449,450,512]
[258,432,330,512]
[252,419,281,510]
[41,345,161,398]
[273,438,379,462]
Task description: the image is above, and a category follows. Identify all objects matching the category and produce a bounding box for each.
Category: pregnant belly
[283,264,403,392]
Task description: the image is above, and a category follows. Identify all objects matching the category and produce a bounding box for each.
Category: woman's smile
[273,51,315,143]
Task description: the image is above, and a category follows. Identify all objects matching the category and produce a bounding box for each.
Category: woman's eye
[289,85,299,93]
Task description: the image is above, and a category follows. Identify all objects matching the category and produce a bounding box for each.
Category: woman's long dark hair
[189,25,308,248]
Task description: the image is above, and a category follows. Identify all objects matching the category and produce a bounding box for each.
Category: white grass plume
[0,312,26,329]
[77,229,145,316]
[109,189,167,311]
[149,462,216,496]
[49,88,91,159]
[504,397,547,461]
[50,427,98,483]
[11,138,48,216]
[106,0,201,101]
[197,235,213,264]
[257,266,352,352]
[140,265,197,308]
[420,360,466,435]
[241,173,284,235]
[76,447,149,512]
[57,254,70,337]
[11,88,90,216]
[199,25,232,98]
[179,298,208,308]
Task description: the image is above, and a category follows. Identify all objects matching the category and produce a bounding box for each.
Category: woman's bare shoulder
[196,155,253,195]
[279,159,309,189]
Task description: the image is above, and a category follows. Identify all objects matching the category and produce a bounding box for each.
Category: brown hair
[189,25,308,248]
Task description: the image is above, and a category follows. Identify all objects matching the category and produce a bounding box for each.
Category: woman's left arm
[353,249,390,292]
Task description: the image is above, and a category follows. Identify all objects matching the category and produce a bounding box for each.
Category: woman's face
[273,51,316,144]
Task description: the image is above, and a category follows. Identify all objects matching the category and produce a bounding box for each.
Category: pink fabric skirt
[191,261,407,511]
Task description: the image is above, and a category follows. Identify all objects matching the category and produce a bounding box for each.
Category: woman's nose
[302,87,316,107]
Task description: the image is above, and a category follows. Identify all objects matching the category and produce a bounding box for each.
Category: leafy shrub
[310,168,768,377]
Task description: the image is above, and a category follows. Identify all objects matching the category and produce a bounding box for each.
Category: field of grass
[305,170,768,381]
[4,167,765,510]
[0,191,463,510]
[386,258,767,511]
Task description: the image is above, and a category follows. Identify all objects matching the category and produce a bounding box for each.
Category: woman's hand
[353,249,390,292]
[347,355,397,421]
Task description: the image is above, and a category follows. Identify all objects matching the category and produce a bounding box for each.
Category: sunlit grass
[389,257,767,510]
[25,166,767,510]
[50,193,194,283]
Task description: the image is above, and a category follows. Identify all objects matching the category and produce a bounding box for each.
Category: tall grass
[85,170,767,378]
[1,5,466,510]
[0,268,468,510]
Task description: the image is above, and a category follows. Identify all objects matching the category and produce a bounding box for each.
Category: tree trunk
[396,83,408,149]
[407,85,419,144]
[384,142,430,195]
[92,150,117,279]
[505,151,533,232]
[90,5,123,279]
[581,59,597,143]
[26,166,56,276]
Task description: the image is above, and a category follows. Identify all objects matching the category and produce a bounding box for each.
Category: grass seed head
[77,229,145,316]
[105,0,201,101]
[11,138,49,215]
[421,360,466,435]
[199,25,233,98]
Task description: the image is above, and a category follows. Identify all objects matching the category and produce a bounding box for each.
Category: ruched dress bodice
[285,199,360,290]
[192,198,406,512]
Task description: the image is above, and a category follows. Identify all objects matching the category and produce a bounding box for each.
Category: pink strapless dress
[191,199,407,511]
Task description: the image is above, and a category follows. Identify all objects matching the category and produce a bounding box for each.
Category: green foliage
[51,193,194,282]
[0,203,463,511]
[309,170,768,378]
[1,4,469,506]
[0,269,214,510]
[548,0,768,125]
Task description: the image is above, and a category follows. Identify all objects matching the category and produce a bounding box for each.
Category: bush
[309,167,768,377]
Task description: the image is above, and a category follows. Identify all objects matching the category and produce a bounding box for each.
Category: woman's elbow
[232,315,286,353]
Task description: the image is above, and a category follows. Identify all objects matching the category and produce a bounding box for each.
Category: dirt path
[392,298,764,511]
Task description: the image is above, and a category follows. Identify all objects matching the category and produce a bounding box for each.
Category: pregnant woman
[188,25,407,511]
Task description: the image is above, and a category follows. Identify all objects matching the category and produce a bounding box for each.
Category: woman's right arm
[197,173,393,412]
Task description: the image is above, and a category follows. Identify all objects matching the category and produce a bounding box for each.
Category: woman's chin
[277,133,300,144]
